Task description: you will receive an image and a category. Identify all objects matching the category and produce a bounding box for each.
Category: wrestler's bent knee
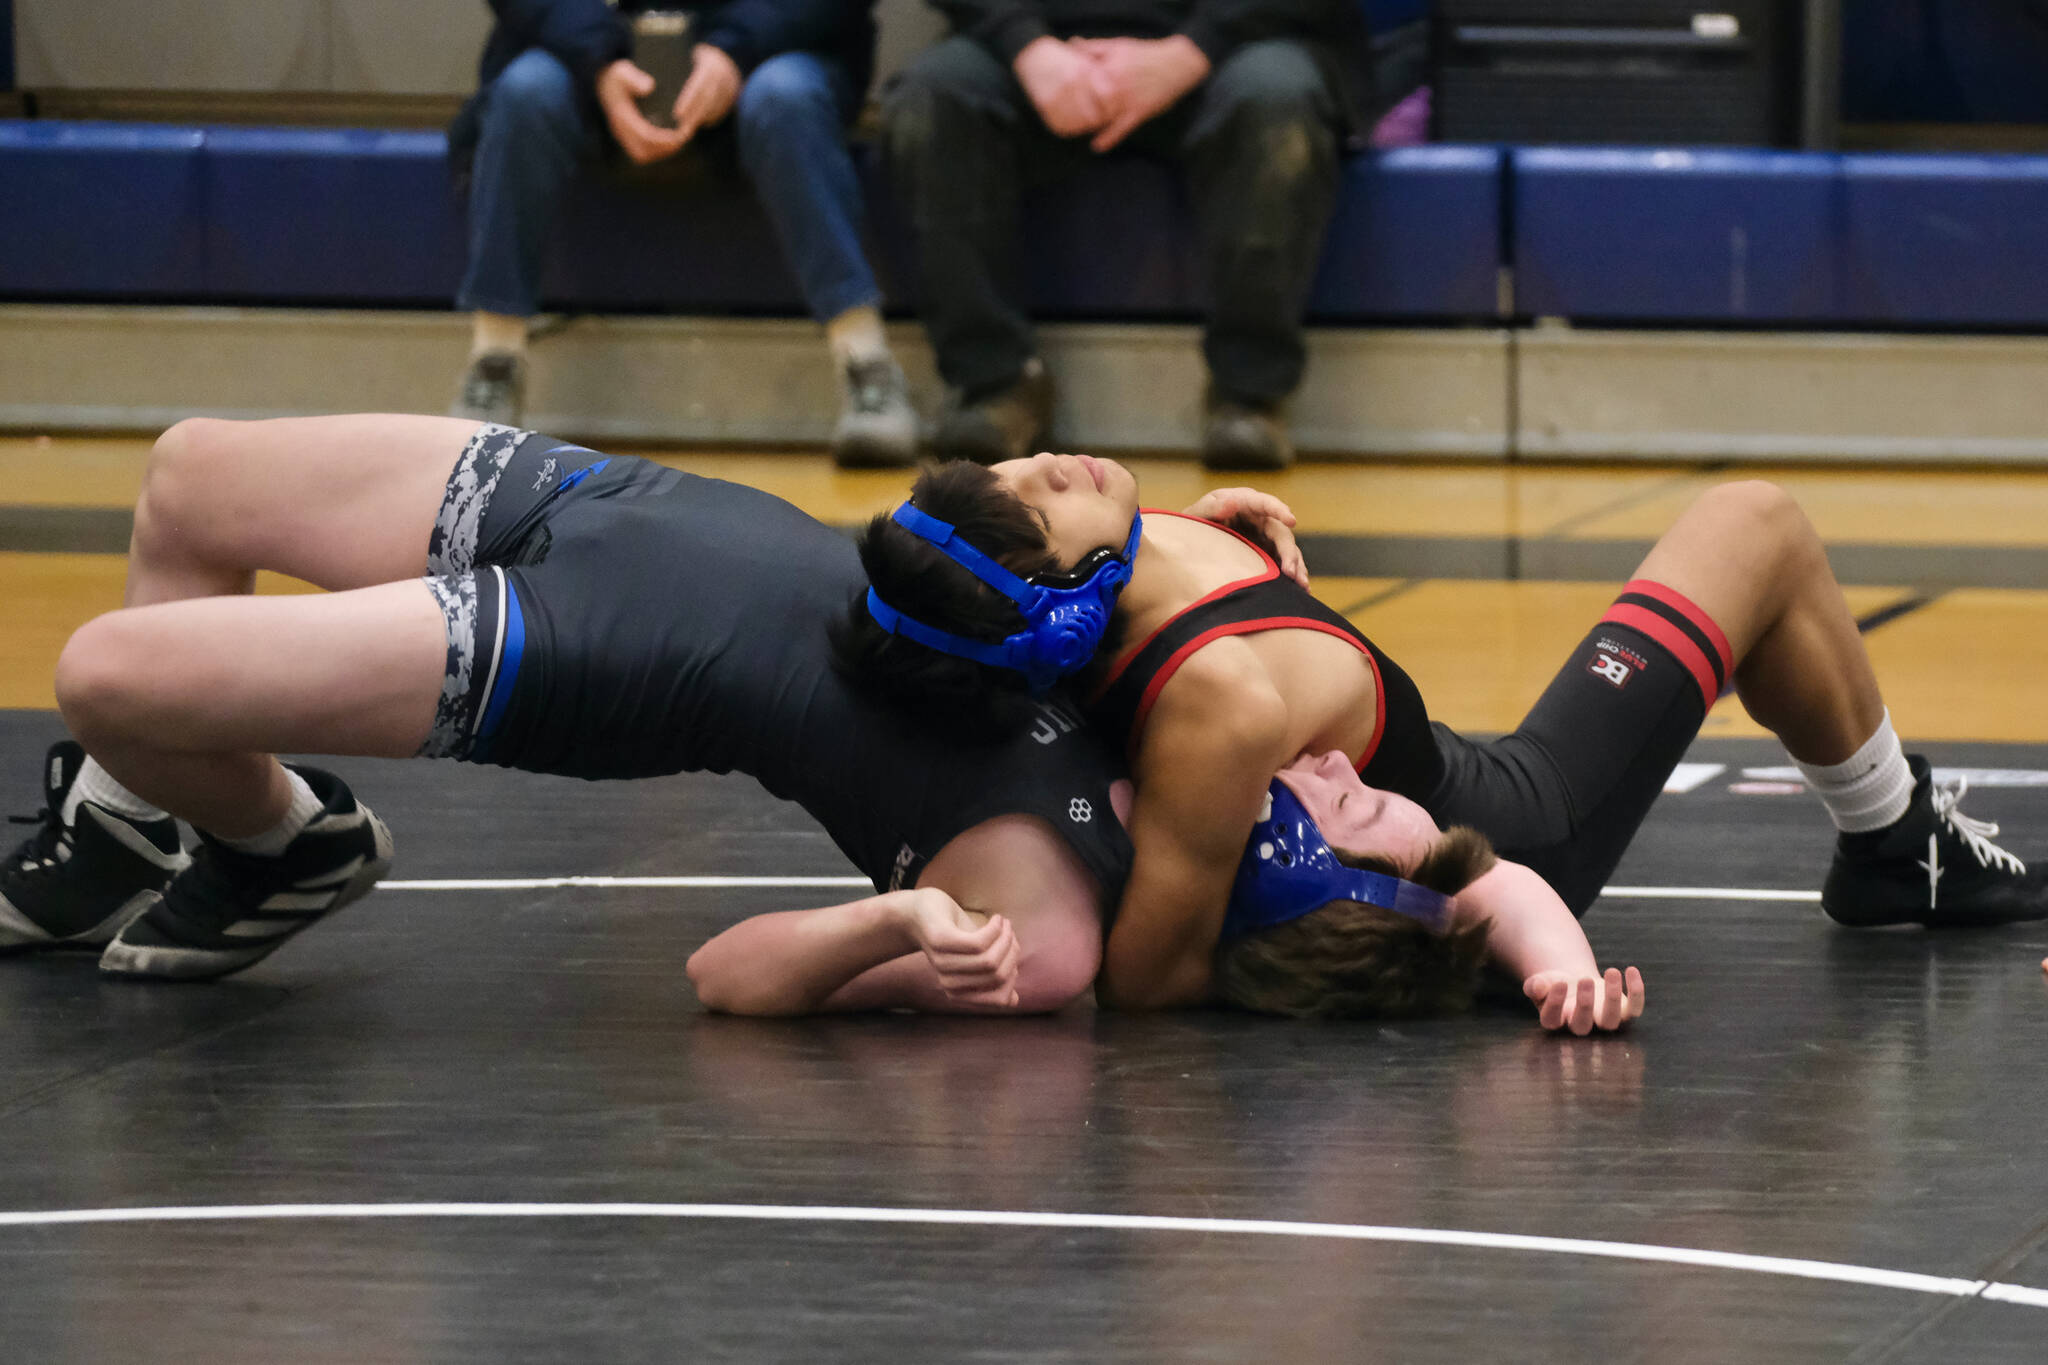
[54,614,159,747]
[134,419,241,563]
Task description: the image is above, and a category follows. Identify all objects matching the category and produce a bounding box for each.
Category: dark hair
[830,461,1119,738]
[1212,826,1498,1020]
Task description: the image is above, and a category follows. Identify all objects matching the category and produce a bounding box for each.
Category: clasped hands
[600,32,1206,163]
[1012,34,1212,151]
[596,46,743,165]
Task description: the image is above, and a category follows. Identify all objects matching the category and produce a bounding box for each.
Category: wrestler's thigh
[143,414,480,591]
[1626,480,1813,659]
[58,579,448,759]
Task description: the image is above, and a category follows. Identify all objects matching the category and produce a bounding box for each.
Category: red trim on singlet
[1126,617,1386,772]
[1602,602,1719,706]
[1356,639,1388,775]
[1092,509,1280,697]
[1623,578,1735,679]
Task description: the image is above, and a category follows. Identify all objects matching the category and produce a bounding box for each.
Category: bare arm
[1097,659,1293,1010]
[1454,860,1645,1034]
[686,887,1018,1016]
[686,813,1109,1016]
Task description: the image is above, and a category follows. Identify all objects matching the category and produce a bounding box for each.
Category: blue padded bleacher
[0,118,1505,323]
[204,128,465,303]
[1014,156,1196,317]
[538,143,1510,321]
[12,115,2048,333]
[1840,154,2048,328]
[1311,146,1503,320]
[1512,147,1841,324]
[543,160,805,313]
[995,147,1507,322]
[0,121,205,299]
[1511,146,2048,328]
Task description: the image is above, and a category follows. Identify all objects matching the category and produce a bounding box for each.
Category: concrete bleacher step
[11,303,2048,462]
[0,305,1513,457]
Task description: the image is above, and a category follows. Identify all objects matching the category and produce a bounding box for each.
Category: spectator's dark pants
[883,35,1340,404]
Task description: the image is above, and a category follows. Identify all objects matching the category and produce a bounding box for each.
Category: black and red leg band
[1599,579,1735,706]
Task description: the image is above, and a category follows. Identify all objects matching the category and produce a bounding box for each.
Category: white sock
[215,769,325,857]
[470,311,529,359]
[63,757,169,827]
[1794,710,1915,834]
[825,305,889,368]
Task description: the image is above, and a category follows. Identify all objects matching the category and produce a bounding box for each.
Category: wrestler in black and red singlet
[1088,511,1735,915]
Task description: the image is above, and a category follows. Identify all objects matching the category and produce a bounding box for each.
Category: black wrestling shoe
[1821,756,2048,928]
[0,741,186,951]
[99,766,392,980]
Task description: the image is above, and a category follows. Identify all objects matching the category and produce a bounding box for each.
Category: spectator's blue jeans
[884,36,1340,404]
[458,47,878,323]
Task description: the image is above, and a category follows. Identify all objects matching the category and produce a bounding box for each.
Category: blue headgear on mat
[1222,781,1454,939]
[865,500,1143,694]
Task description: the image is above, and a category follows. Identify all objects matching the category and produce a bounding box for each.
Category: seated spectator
[448,0,916,465]
[884,0,1370,469]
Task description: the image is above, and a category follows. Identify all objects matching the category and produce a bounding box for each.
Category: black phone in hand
[633,11,697,128]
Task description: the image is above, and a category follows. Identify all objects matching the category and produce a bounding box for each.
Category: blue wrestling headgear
[1221,781,1454,939]
[865,500,1143,694]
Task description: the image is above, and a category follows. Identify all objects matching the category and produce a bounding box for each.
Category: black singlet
[1087,506,1735,916]
[1087,512,1442,799]
[456,447,1133,899]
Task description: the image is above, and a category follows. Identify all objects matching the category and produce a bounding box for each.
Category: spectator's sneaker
[1202,392,1295,471]
[831,356,920,467]
[0,741,187,951]
[1822,756,2048,927]
[933,357,1052,465]
[100,766,392,980]
[449,351,527,427]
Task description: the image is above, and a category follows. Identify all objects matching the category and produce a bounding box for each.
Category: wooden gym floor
[3,435,2048,1361]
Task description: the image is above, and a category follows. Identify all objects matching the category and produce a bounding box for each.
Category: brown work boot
[932,358,1053,465]
[1202,392,1295,471]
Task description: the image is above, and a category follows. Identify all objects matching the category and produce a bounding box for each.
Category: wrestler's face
[990,451,1141,573]
[1275,750,1442,876]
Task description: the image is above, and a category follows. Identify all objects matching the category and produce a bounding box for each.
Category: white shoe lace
[1931,777,2027,875]
[7,808,72,873]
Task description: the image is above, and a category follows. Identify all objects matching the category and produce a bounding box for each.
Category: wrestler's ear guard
[1222,782,1453,939]
[865,501,1141,693]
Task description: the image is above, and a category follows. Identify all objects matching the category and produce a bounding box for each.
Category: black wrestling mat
[3,707,2047,1363]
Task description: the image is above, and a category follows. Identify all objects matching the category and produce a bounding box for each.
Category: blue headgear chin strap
[1221,781,1454,939]
[865,500,1143,694]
